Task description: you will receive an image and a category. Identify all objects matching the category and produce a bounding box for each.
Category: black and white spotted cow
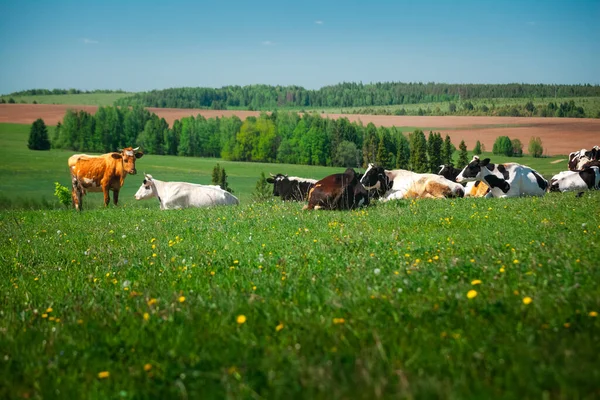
[437,164,463,182]
[456,156,548,198]
[568,146,600,171]
[550,166,600,195]
[266,174,317,201]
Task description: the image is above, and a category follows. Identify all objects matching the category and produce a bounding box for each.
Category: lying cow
[568,146,599,171]
[437,164,463,182]
[303,168,369,210]
[68,147,143,211]
[549,166,600,195]
[464,180,491,198]
[360,164,464,201]
[456,156,548,198]
[266,173,317,201]
[134,174,239,210]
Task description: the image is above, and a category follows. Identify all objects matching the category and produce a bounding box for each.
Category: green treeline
[6,89,128,96]
[52,106,460,173]
[114,83,600,110]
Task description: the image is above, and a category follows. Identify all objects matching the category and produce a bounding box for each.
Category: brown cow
[303,168,369,210]
[68,147,143,211]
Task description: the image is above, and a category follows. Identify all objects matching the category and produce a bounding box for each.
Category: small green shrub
[54,182,71,207]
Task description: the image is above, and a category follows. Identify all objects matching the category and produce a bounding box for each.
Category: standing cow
[266,174,317,201]
[456,156,548,198]
[303,168,369,210]
[68,147,143,211]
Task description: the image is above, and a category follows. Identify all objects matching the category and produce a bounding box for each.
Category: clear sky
[0,0,598,94]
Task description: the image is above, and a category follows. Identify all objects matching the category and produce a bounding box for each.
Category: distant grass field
[0,93,133,106]
[0,123,571,210]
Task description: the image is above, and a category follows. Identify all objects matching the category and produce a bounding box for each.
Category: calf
[456,156,548,198]
[550,166,600,195]
[361,164,464,201]
[134,174,239,210]
[266,174,317,201]
[303,168,369,210]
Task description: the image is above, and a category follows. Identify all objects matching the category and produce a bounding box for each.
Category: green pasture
[0,93,133,106]
[0,123,573,210]
[1,186,599,398]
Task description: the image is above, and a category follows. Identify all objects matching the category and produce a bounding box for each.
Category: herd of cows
[66,145,600,211]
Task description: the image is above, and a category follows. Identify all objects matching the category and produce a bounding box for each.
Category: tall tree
[395,134,410,169]
[362,123,378,167]
[473,140,482,155]
[408,130,428,172]
[441,134,455,165]
[427,132,443,173]
[27,118,51,150]
[457,140,469,169]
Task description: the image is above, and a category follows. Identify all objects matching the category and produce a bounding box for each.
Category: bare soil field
[1,104,599,155]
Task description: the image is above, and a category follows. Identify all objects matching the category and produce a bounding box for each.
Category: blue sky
[0,0,598,94]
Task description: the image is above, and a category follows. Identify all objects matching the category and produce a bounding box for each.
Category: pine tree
[473,140,482,155]
[408,130,428,172]
[427,132,443,173]
[212,163,233,193]
[252,172,272,202]
[457,140,469,169]
[441,134,455,165]
[27,118,51,150]
[376,138,389,167]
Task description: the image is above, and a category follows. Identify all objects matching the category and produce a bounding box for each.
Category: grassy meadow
[1,122,600,398]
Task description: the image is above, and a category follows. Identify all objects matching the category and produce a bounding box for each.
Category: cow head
[456,156,490,182]
[360,163,388,191]
[266,173,288,197]
[113,147,144,175]
[134,174,156,200]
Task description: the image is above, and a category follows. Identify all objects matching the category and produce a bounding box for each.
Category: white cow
[550,166,600,194]
[360,164,465,201]
[134,174,239,210]
[456,156,548,198]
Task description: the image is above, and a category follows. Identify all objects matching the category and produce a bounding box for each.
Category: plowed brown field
[1,104,599,155]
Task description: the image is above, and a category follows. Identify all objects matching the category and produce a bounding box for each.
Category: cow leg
[103,187,111,207]
[71,176,83,211]
[113,190,119,206]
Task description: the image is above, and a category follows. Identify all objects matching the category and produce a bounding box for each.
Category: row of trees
[114,83,600,110]
[51,106,474,172]
[492,136,545,158]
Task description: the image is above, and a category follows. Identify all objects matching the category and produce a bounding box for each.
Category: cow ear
[266,178,275,183]
[135,152,144,159]
[481,158,490,166]
[111,153,123,160]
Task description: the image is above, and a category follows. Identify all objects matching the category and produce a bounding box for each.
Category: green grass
[1,122,600,398]
[1,191,599,399]
[0,93,134,106]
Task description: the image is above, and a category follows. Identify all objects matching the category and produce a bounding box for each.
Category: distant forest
[6,89,128,96]
[113,82,600,110]
[51,106,469,172]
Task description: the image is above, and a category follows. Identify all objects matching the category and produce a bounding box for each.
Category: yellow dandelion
[210,271,215,276]
[333,318,345,324]
[236,315,247,324]
[467,290,478,299]
[46,307,53,313]
[275,323,284,332]
[97,371,110,379]
[471,279,482,285]
[77,319,83,324]
[147,298,157,306]
[41,313,48,318]
[144,363,152,372]
[513,259,519,264]
[522,297,533,305]
[564,322,570,328]
[178,296,186,303]
[589,311,598,317]
[143,313,150,321]
[499,267,506,273]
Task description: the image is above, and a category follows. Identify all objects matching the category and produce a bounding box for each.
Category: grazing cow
[549,166,600,195]
[266,174,317,201]
[68,147,143,211]
[134,174,239,210]
[568,146,599,171]
[303,168,369,210]
[437,164,463,182]
[464,180,491,198]
[456,156,548,198]
[360,164,464,201]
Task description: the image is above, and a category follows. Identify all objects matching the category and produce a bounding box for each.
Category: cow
[464,180,491,198]
[568,146,599,171]
[437,164,463,182]
[549,166,600,195]
[68,147,143,211]
[303,168,369,210]
[360,164,464,201]
[134,174,239,210]
[266,174,317,201]
[456,156,548,198]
